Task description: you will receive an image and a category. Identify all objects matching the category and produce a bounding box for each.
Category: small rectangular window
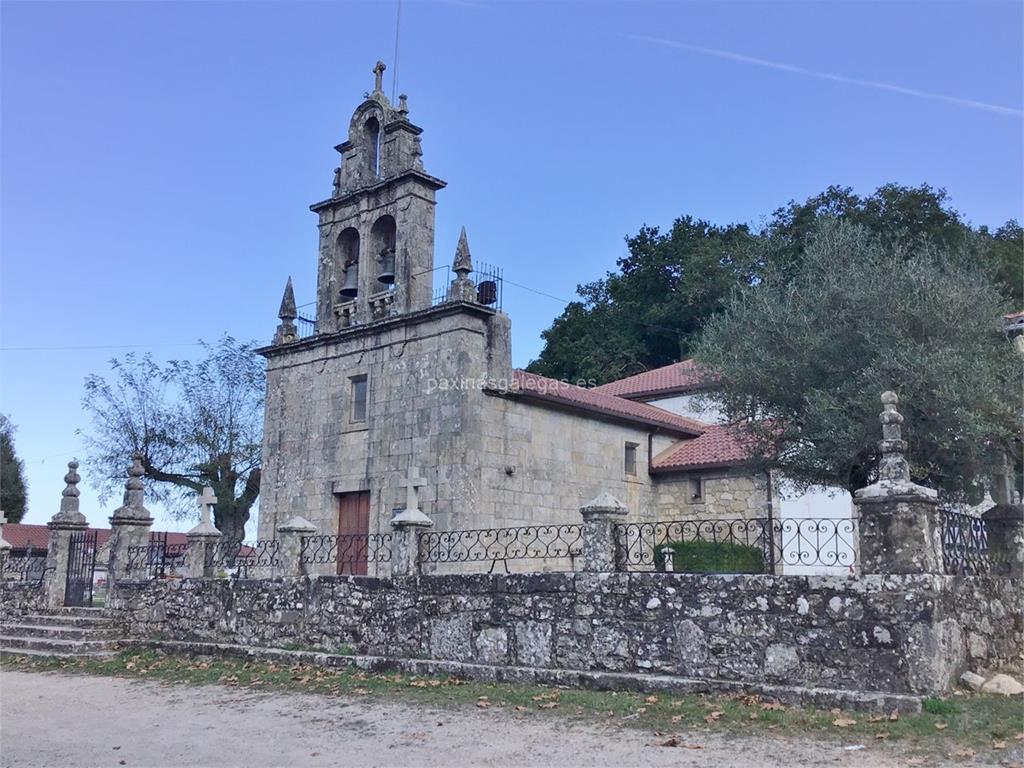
[350,375,368,423]
[624,442,638,476]
[690,477,703,500]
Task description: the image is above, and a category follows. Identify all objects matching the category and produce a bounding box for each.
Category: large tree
[81,337,264,544]
[528,217,758,383]
[528,184,1021,383]
[694,219,1020,500]
[0,415,28,522]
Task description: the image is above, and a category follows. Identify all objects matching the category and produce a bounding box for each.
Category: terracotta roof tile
[650,423,755,472]
[3,523,189,552]
[510,370,705,436]
[593,359,712,400]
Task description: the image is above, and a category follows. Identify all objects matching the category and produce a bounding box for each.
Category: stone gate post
[0,512,11,578]
[186,487,222,578]
[580,491,628,572]
[853,392,942,574]
[276,516,317,577]
[391,467,432,577]
[107,453,154,584]
[42,461,89,608]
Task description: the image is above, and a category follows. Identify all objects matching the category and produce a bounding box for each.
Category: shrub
[656,540,765,574]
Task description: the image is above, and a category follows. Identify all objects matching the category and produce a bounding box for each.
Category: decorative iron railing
[125,540,189,579]
[210,539,280,578]
[417,524,583,573]
[295,314,317,339]
[300,533,392,574]
[615,517,858,572]
[940,511,999,575]
[2,553,46,582]
[430,262,504,310]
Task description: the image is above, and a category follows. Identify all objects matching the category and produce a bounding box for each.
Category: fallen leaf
[514,706,526,712]
[670,715,683,723]
[950,747,975,758]
[645,695,659,704]
[476,701,489,709]
[537,702,558,709]
[888,709,899,721]
[868,714,886,723]
[830,708,841,716]
[832,717,857,728]
[992,740,1007,750]
[749,712,760,720]
[875,732,889,740]
[657,736,679,747]
[934,723,948,731]
[353,688,369,695]
[760,701,786,711]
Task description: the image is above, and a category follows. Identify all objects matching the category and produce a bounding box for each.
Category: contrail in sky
[627,33,1023,119]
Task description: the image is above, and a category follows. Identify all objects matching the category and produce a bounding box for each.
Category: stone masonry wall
[0,580,46,621]
[108,572,1022,698]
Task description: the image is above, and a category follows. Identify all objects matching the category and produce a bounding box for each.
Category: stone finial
[278,277,297,321]
[398,93,409,115]
[581,491,629,516]
[453,227,473,276]
[855,392,937,500]
[51,460,87,525]
[111,452,152,521]
[392,466,432,527]
[187,486,221,537]
[373,60,387,93]
[447,227,477,302]
[274,277,298,344]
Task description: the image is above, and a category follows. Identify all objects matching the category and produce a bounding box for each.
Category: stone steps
[0,609,122,659]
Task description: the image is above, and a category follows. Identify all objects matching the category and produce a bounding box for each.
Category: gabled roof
[3,524,189,552]
[650,423,755,473]
[509,370,705,437]
[593,359,712,400]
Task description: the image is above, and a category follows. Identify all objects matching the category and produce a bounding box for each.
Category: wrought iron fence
[296,314,317,339]
[418,524,583,573]
[940,511,999,575]
[125,540,189,579]
[2,553,46,582]
[429,262,504,310]
[210,539,280,578]
[615,517,858,573]
[300,533,392,575]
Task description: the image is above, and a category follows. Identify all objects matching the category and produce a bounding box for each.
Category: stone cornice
[257,301,496,358]
[311,170,447,212]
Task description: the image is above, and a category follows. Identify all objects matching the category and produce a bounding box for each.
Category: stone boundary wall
[108,572,1022,700]
[0,581,46,621]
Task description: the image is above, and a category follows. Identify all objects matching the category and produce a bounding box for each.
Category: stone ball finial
[881,391,898,405]
[62,460,81,500]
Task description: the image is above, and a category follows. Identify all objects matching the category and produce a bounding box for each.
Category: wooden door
[337,491,370,575]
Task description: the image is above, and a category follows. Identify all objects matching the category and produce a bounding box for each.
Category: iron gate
[65,529,98,607]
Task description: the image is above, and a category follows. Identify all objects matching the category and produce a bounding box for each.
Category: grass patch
[2,650,1020,758]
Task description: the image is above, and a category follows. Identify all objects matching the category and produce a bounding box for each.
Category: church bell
[377,248,396,284]
[339,262,359,299]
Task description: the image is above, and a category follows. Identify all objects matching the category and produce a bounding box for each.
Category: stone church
[255,64,772,543]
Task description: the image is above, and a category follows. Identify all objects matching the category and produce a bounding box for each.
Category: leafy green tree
[81,337,264,545]
[529,184,1021,383]
[694,220,1019,499]
[528,217,758,383]
[0,415,28,522]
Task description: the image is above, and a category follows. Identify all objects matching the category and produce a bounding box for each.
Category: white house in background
[595,359,856,575]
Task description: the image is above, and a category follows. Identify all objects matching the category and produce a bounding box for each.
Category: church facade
[256,65,774,545]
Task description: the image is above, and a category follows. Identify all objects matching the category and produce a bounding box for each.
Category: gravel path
[1,669,962,767]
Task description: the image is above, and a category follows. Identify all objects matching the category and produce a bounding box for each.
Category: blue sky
[2,0,1021,531]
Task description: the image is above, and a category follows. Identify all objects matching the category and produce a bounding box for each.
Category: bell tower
[311,61,447,331]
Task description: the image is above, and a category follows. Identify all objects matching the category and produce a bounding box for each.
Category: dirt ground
[0,669,988,768]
